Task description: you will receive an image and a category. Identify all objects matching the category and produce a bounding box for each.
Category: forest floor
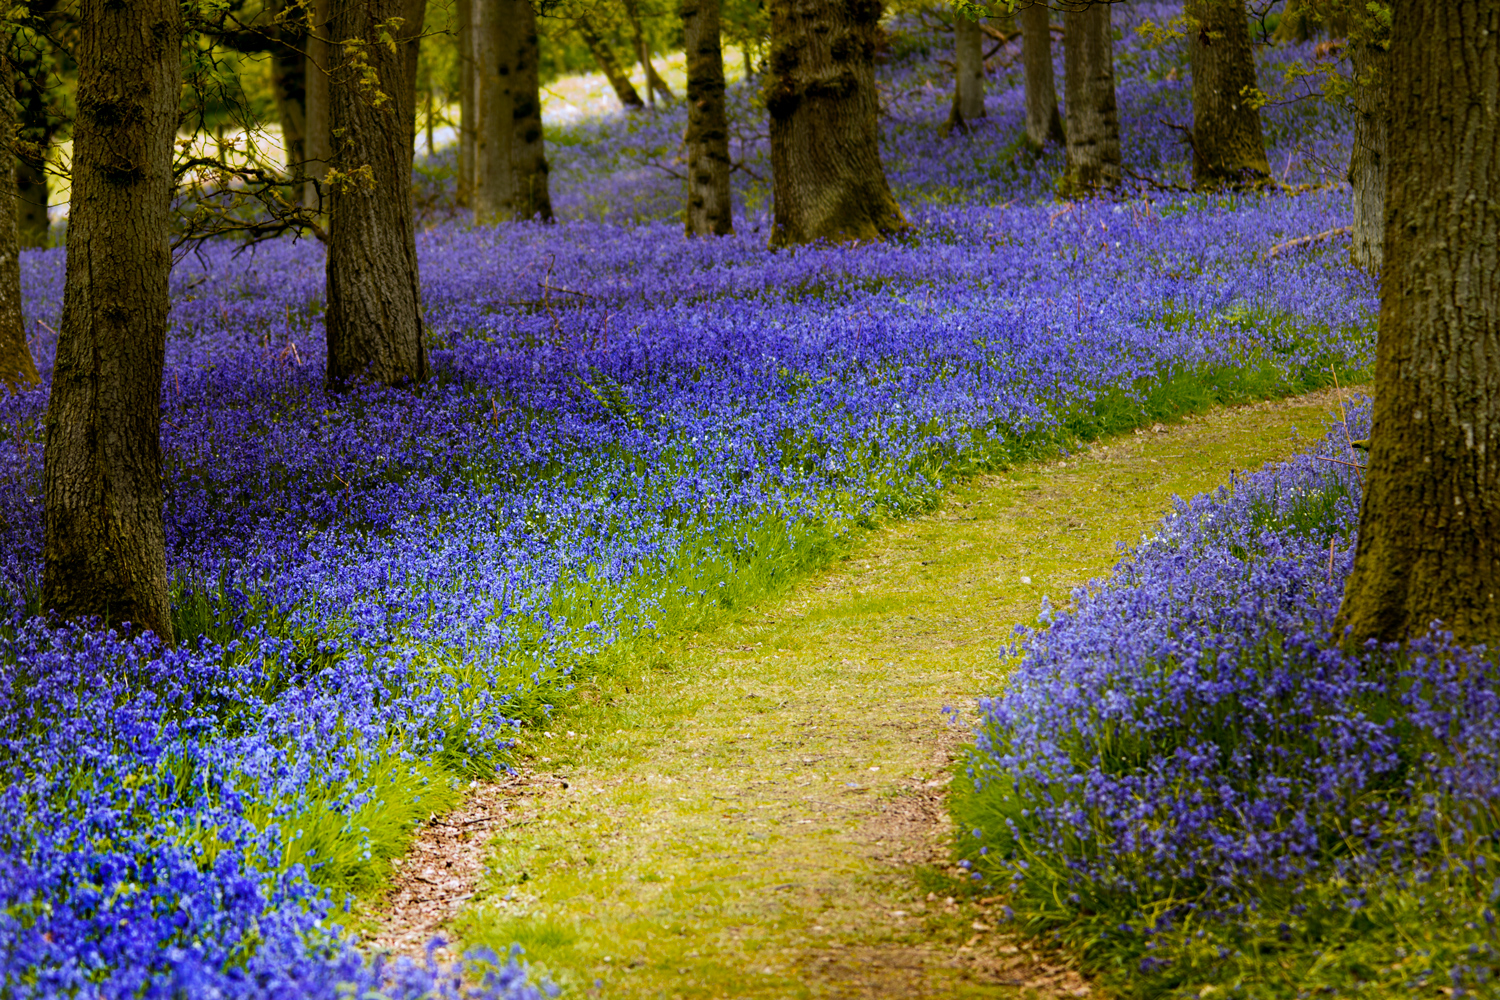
[370,386,1366,999]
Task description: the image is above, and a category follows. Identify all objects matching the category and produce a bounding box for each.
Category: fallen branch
[1268,225,1353,258]
[1312,454,1364,470]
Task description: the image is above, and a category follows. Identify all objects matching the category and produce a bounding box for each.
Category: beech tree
[767,0,907,246]
[1188,0,1269,188]
[0,40,38,392]
[325,0,429,388]
[683,0,733,235]
[1339,0,1500,645]
[475,0,552,223]
[1061,1,1120,194]
[946,11,985,134]
[1019,1,1063,149]
[42,0,181,640]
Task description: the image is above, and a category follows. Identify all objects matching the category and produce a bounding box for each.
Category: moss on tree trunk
[684,0,733,236]
[1020,1,1064,149]
[1348,36,1388,273]
[1061,1,1120,195]
[1189,0,1270,189]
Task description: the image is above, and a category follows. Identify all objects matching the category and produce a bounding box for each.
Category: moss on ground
[455,388,1365,999]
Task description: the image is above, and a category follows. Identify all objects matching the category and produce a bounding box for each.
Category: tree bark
[767,0,908,247]
[1348,35,1388,273]
[303,0,332,209]
[505,0,552,221]
[1019,1,1063,149]
[0,43,37,393]
[42,0,180,641]
[325,0,428,388]
[474,0,512,223]
[1062,1,1120,195]
[683,0,733,235]
[946,12,985,134]
[625,0,675,106]
[458,0,477,203]
[577,16,645,110]
[1189,0,1270,189]
[1339,0,1500,646]
[13,30,54,248]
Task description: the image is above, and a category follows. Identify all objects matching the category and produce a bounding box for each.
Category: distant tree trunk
[474,0,512,223]
[506,0,552,221]
[1061,1,1120,195]
[767,0,907,246]
[42,0,181,642]
[683,0,733,235]
[1348,36,1388,273]
[1019,1,1063,148]
[459,0,477,203]
[267,0,308,182]
[0,44,37,393]
[577,16,645,110]
[1189,0,1269,188]
[1339,0,1500,646]
[625,0,675,106]
[13,33,54,248]
[399,0,426,153]
[303,0,332,209]
[325,0,428,388]
[946,12,985,134]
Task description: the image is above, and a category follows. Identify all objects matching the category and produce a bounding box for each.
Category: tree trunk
[0,44,37,393]
[1339,0,1500,646]
[1189,0,1270,189]
[946,12,985,134]
[505,0,552,221]
[1019,1,1063,148]
[267,0,308,182]
[1348,36,1388,273]
[325,0,428,388]
[42,0,180,642]
[625,0,675,106]
[577,16,645,110]
[766,0,908,247]
[474,0,512,223]
[303,0,332,209]
[459,0,477,204]
[1062,1,1120,195]
[13,32,54,248]
[683,0,733,235]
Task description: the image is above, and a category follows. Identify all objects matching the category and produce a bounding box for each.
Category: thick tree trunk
[1339,1,1500,646]
[474,0,512,223]
[303,0,332,209]
[1062,2,1120,195]
[458,0,477,204]
[13,33,54,248]
[1019,1,1063,149]
[506,0,552,221]
[267,0,308,181]
[946,12,985,134]
[683,0,733,235]
[625,0,675,106]
[0,45,37,393]
[766,0,907,246]
[42,0,180,641]
[325,0,428,388]
[1189,0,1270,189]
[1348,37,1388,273]
[578,17,645,110]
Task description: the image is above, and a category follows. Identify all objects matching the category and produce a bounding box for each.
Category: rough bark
[625,0,675,106]
[325,0,428,388]
[1061,1,1120,195]
[1189,0,1270,189]
[303,0,332,209]
[1019,1,1063,149]
[42,0,180,641]
[766,0,908,246]
[459,0,477,203]
[577,16,644,110]
[946,12,985,134]
[1348,36,1388,273]
[683,0,733,235]
[0,44,37,393]
[1339,0,1500,646]
[13,31,54,248]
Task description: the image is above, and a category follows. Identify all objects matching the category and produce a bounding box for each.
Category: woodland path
[371,387,1361,999]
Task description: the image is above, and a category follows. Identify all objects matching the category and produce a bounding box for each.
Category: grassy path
[403,389,1359,998]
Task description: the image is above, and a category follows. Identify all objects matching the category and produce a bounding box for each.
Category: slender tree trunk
[42,0,181,641]
[13,33,54,248]
[1348,36,1388,273]
[577,17,645,110]
[267,0,308,182]
[474,0,513,223]
[767,0,907,246]
[947,12,985,134]
[1061,1,1121,195]
[624,0,675,106]
[0,44,37,393]
[459,0,477,204]
[1189,0,1269,188]
[1339,0,1500,646]
[506,0,552,221]
[303,0,332,209]
[683,0,732,235]
[1019,2,1064,148]
[325,0,428,388]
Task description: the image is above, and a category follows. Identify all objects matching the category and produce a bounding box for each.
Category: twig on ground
[1268,226,1353,257]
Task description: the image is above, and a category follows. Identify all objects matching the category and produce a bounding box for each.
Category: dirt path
[375,388,1362,998]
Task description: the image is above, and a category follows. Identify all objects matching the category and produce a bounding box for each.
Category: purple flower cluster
[958,404,1500,987]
